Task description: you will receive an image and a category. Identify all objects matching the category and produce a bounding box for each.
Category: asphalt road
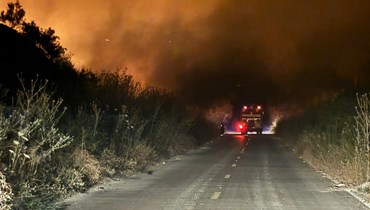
[66,134,368,210]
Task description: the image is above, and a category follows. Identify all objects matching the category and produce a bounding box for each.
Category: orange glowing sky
[3,0,221,82]
[2,0,370,104]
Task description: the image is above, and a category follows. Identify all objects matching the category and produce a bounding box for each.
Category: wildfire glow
[1,0,369,107]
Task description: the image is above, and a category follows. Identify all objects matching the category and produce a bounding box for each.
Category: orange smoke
[1,0,369,106]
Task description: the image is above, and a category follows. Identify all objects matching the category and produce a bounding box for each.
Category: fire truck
[239,105,264,135]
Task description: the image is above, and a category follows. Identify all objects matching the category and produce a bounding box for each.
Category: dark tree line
[0,0,24,29]
[1,0,65,60]
[0,1,83,108]
[0,1,185,113]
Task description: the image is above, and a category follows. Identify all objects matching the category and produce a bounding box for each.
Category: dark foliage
[0,0,24,29]
[22,21,66,60]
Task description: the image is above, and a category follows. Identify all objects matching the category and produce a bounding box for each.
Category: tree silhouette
[0,0,25,30]
[22,21,66,60]
[0,1,66,61]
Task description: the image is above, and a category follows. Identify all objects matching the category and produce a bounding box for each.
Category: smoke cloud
[4,0,370,107]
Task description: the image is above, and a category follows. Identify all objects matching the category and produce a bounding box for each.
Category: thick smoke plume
[3,0,370,107]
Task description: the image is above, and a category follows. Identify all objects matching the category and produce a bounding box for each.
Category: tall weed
[0,70,207,208]
[354,93,370,184]
[0,78,73,208]
[276,91,370,185]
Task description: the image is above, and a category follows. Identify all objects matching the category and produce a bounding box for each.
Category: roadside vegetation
[276,90,370,189]
[0,1,214,209]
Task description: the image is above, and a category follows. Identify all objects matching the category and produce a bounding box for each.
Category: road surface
[65,134,368,210]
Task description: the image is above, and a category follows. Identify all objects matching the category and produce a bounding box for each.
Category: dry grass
[298,143,359,184]
[72,148,101,185]
[99,148,124,177]
[277,91,370,186]
[0,71,203,208]
[354,93,370,184]
[124,143,158,171]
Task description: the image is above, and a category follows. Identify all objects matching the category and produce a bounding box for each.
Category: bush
[71,148,101,186]
[0,78,73,208]
[99,148,124,177]
[276,91,370,185]
[123,143,157,172]
[0,171,13,210]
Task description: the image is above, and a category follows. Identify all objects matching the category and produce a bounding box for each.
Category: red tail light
[239,124,243,129]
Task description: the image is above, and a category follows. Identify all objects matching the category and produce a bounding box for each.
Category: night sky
[5,0,370,108]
